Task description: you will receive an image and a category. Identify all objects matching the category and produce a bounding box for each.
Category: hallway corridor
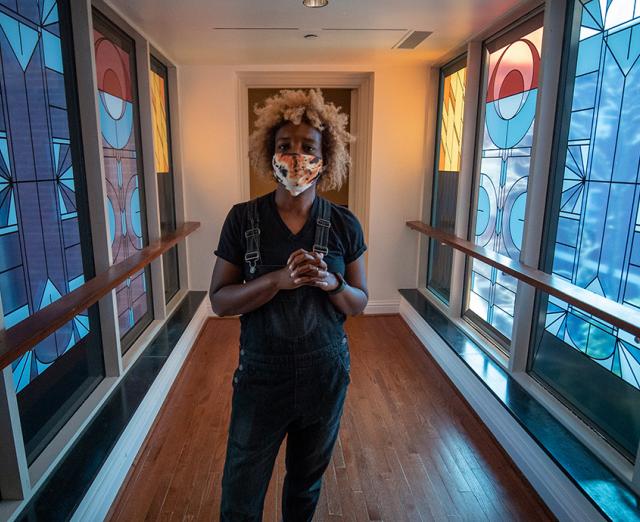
[106,315,553,521]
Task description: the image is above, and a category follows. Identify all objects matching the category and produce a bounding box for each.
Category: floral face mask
[272,152,324,197]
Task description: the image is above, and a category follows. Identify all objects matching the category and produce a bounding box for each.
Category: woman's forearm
[211,272,280,316]
[327,283,368,316]
[211,266,368,317]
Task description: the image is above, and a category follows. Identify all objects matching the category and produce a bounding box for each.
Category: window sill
[417,287,510,370]
[7,291,208,522]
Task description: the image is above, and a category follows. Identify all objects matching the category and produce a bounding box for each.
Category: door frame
[236,71,374,272]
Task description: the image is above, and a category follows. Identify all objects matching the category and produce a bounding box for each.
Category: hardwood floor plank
[106,316,555,522]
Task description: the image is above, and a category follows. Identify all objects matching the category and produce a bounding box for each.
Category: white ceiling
[107,0,524,66]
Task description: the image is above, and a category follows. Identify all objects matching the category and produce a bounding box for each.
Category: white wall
[179,64,429,307]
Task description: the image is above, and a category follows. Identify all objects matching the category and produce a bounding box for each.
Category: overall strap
[312,197,332,255]
[244,198,260,274]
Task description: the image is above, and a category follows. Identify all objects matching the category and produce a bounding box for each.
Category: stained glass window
[0,0,105,464]
[467,13,544,343]
[150,56,179,303]
[543,1,640,389]
[428,58,466,303]
[151,61,170,174]
[0,0,98,392]
[439,65,466,172]
[93,10,152,346]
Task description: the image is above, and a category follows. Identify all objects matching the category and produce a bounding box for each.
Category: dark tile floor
[15,291,206,522]
[399,288,640,521]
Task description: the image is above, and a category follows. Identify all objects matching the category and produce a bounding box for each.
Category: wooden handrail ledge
[407,220,640,339]
[0,221,200,371]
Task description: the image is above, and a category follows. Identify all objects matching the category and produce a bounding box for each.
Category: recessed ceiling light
[303,0,329,7]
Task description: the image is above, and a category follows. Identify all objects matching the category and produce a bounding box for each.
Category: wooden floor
[106,315,555,521]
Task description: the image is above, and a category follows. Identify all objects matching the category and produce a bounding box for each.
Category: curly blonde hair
[248,88,355,192]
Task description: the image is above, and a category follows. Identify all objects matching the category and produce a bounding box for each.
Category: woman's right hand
[268,249,326,290]
[269,265,305,290]
[268,261,318,291]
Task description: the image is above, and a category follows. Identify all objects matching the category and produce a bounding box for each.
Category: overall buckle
[245,251,260,273]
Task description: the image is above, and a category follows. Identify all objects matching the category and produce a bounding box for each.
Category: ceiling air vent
[394,30,432,49]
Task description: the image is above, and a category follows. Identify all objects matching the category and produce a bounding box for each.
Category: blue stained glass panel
[0,1,91,392]
[92,11,152,343]
[545,0,640,390]
[467,14,545,343]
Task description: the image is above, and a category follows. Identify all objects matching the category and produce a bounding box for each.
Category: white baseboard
[399,296,605,522]
[205,299,218,317]
[71,298,209,522]
[363,298,400,315]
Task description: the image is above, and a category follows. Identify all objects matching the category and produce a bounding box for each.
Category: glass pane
[427,58,466,303]
[93,9,153,348]
[150,56,179,303]
[532,295,640,459]
[530,0,640,459]
[0,0,104,463]
[150,60,170,174]
[466,13,545,345]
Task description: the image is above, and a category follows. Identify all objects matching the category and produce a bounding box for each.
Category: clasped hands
[273,248,340,292]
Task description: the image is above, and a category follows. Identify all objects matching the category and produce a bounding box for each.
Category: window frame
[91,7,155,353]
[426,54,468,305]
[149,54,181,305]
[461,6,546,353]
[87,0,191,369]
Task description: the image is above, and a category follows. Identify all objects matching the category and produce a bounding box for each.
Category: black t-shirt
[214,190,367,352]
[214,190,366,277]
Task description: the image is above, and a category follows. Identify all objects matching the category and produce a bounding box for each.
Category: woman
[210,88,368,521]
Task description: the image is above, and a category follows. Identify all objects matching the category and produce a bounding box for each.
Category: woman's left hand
[287,248,339,291]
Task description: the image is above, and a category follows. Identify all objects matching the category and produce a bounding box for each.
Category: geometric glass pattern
[93,11,151,340]
[0,0,92,392]
[150,56,180,303]
[438,65,466,172]
[150,65,169,174]
[427,58,466,303]
[544,0,640,389]
[467,13,544,342]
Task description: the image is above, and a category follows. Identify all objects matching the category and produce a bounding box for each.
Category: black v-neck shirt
[215,190,366,278]
[214,190,367,352]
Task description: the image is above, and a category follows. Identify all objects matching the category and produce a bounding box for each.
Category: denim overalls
[220,195,352,522]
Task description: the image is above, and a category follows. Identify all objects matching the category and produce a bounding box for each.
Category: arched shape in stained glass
[92,9,153,348]
[466,12,544,345]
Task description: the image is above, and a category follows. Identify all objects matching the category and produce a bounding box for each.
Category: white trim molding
[204,299,220,318]
[236,71,374,278]
[363,298,400,315]
[416,67,440,291]
[448,41,482,319]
